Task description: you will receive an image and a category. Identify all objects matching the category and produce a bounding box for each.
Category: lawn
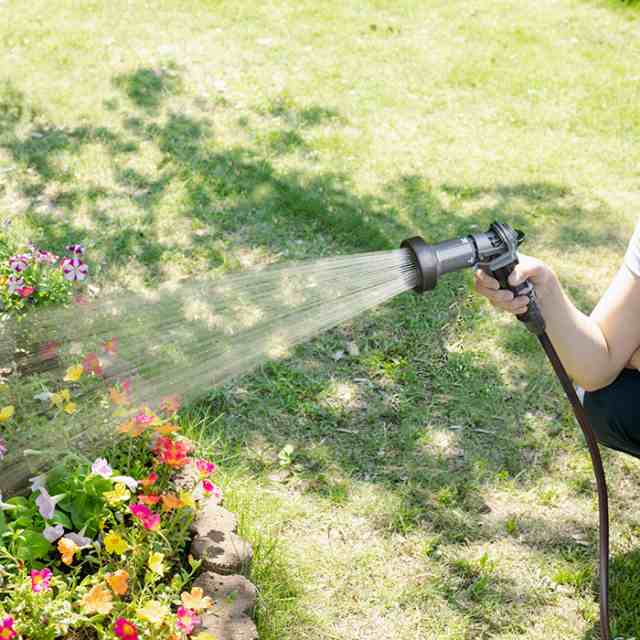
[2,0,640,638]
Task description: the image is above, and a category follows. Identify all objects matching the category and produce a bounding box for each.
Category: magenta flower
[66,244,85,256]
[30,568,53,593]
[7,275,24,294]
[9,254,30,272]
[0,616,16,639]
[129,503,161,530]
[202,480,222,499]
[176,607,199,634]
[43,524,64,542]
[196,458,217,477]
[61,257,88,281]
[91,458,113,478]
[133,410,154,425]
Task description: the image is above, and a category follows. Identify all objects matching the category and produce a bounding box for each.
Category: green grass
[2,0,640,638]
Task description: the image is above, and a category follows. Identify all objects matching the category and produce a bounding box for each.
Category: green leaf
[15,530,52,561]
[51,509,73,529]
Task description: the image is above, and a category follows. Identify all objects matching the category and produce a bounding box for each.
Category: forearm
[537,274,614,391]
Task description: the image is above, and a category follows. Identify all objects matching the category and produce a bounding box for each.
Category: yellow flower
[63,401,77,415]
[138,600,170,625]
[181,586,213,611]
[63,364,83,382]
[0,406,14,422]
[58,537,79,566]
[50,389,71,408]
[104,483,131,505]
[105,569,129,596]
[81,584,113,615]
[104,531,129,555]
[179,491,196,509]
[148,551,166,576]
[194,634,218,640]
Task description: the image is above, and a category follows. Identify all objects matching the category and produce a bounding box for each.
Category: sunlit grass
[2,0,640,637]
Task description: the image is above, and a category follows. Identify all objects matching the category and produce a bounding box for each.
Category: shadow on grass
[0,68,631,636]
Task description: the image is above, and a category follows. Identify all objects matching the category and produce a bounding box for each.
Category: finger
[508,263,538,287]
[474,269,499,290]
[486,289,515,304]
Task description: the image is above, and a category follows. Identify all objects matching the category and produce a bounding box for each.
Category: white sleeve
[624,220,640,278]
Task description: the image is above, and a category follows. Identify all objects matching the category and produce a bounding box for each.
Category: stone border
[177,462,258,640]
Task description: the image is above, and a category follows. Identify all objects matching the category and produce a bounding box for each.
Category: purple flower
[0,439,6,461]
[43,524,64,542]
[61,257,88,281]
[29,474,47,493]
[7,275,24,294]
[91,458,113,478]
[66,244,85,256]
[112,475,138,491]
[34,248,57,264]
[65,531,92,548]
[35,487,63,520]
[9,254,30,272]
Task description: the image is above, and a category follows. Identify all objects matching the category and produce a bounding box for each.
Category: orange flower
[81,584,113,614]
[161,493,183,512]
[180,586,213,611]
[139,494,161,506]
[155,423,179,436]
[118,420,147,437]
[110,386,129,406]
[106,569,129,596]
[58,537,79,566]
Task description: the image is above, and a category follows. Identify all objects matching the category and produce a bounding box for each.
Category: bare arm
[474,255,640,392]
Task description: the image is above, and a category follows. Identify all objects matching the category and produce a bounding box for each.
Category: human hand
[473,254,555,316]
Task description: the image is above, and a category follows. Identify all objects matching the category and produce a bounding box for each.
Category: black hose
[537,332,610,639]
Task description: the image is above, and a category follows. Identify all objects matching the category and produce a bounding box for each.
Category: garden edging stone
[177,462,258,639]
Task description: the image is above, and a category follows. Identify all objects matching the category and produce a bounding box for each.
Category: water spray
[401,222,610,639]
[0,220,611,636]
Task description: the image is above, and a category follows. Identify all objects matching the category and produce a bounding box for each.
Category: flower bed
[0,236,257,639]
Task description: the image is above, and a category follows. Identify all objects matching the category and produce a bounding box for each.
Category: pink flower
[134,410,154,425]
[113,617,138,640]
[30,568,52,593]
[129,503,161,530]
[39,340,59,361]
[17,286,34,298]
[202,480,222,499]
[83,352,103,376]
[196,459,217,478]
[176,606,199,634]
[61,257,88,281]
[0,616,16,639]
[160,394,181,415]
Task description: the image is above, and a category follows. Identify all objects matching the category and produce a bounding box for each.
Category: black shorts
[583,368,640,459]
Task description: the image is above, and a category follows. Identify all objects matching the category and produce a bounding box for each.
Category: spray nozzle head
[401,221,522,294]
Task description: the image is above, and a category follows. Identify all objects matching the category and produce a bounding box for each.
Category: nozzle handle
[489,263,546,336]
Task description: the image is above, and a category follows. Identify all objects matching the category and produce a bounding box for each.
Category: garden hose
[402,223,611,639]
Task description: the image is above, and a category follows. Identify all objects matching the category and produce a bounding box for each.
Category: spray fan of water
[0,247,418,488]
